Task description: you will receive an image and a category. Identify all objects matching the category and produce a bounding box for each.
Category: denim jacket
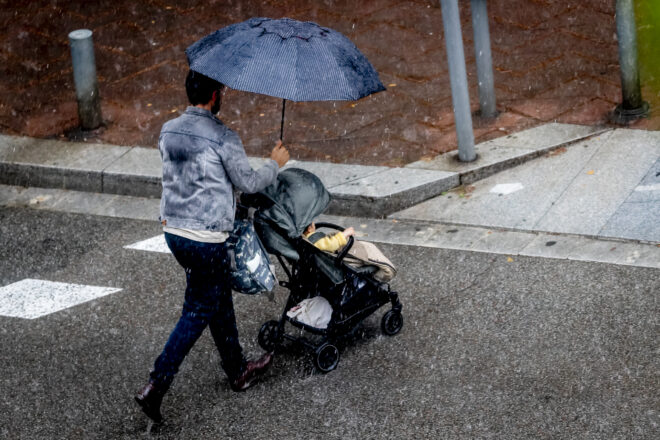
[159,107,279,232]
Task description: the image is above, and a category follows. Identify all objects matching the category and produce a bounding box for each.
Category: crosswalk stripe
[124,235,171,254]
[0,279,122,319]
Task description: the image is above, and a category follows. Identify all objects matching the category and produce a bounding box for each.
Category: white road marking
[635,183,660,192]
[0,279,122,319]
[124,235,171,253]
[490,182,524,195]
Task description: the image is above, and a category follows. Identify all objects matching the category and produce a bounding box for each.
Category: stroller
[242,168,403,373]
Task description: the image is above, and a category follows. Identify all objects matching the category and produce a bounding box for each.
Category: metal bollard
[471,0,497,118]
[612,0,648,123]
[440,0,476,162]
[68,29,102,130]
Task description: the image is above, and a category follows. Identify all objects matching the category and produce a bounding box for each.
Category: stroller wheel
[381,310,403,336]
[314,343,340,373]
[258,320,280,352]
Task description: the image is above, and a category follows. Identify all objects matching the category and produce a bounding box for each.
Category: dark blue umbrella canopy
[186,17,385,102]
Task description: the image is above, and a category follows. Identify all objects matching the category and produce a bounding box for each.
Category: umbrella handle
[280,99,286,141]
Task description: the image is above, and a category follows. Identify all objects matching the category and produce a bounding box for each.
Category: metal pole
[68,29,102,130]
[470,0,497,118]
[440,0,476,162]
[613,0,648,123]
[280,99,286,141]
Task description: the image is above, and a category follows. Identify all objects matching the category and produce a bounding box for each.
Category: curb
[0,123,607,218]
[405,123,610,185]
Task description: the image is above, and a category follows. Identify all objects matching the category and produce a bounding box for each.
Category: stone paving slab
[0,134,456,217]
[519,232,660,268]
[519,233,584,260]
[410,224,533,256]
[564,236,660,267]
[282,160,388,188]
[599,201,660,243]
[318,214,660,269]
[2,184,658,269]
[406,123,608,184]
[392,128,660,244]
[0,135,128,170]
[393,135,605,230]
[2,125,657,230]
[464,228,538,255]
[103,146,162,177]
[477,123,606,150]
[0,184,160,221]
[535,129,660,236]
[103,146,162,198]
[328,167,458,217]
[406,144,536,183]
[0,184,114,217]
[0,134,445,215]
[598,157,660,242]
[330,167,457,198]
[0,134,129,192]
[621,158,660,203]
[100,194,161,221]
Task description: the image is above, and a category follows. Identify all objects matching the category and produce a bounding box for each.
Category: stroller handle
[314,222,343,231]
[336,235,354,266]
[314,222,354,266]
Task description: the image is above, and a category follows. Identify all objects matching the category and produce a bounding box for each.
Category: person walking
[135,70,290,423]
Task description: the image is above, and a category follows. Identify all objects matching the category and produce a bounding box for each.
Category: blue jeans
[150,232,246,391]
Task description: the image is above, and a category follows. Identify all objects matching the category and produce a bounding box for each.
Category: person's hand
[270,141,289,168]
[342,227,355,238]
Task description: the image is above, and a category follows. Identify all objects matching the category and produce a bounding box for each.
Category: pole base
[77,92,103,131]
[454,152,479,163]
[474,109,500,120]
[611,101,649,124]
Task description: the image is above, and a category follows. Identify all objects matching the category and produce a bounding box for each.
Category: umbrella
[186,17,385,140]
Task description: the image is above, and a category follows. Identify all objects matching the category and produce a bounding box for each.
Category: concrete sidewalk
[0,122,658,269]
[1,122,658,249]
[0,123,605,217]
[396,128,660,244]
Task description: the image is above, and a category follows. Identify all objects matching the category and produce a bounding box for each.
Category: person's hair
[185,70,224,105]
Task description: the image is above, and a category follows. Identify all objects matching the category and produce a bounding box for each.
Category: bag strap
[306,231,326,244]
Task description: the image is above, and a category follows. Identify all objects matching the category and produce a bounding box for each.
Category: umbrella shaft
[280,99,286,141]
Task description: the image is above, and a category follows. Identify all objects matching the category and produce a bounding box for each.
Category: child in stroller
[244,168,403,373]
[304,222,355,252]
[304,221,397,284]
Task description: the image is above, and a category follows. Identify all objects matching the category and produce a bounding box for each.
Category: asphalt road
[0,207,657,439]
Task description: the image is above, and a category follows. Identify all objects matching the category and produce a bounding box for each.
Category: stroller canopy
[247,168,330,260]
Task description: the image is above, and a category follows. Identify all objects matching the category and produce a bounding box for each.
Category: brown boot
[230,352,273,392]
[135,382,164,423]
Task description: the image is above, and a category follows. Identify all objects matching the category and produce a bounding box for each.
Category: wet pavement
[0,206,658,439]
[2,3,659,437]
[2,0,657,166]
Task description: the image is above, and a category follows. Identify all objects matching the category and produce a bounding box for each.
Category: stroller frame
[257,222,403,372]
